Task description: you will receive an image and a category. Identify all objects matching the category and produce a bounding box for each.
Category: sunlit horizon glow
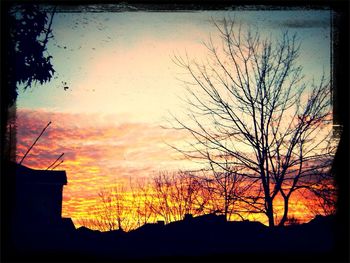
[14,9,333,229]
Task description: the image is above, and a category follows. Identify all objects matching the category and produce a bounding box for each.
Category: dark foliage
[6,4,55,107]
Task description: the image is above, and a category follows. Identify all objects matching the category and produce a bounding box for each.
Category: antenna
[51,160,64,170]
[19,121,51,165]
[46,153,64,170]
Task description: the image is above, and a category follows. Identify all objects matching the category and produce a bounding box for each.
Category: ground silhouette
[1,162,341,263]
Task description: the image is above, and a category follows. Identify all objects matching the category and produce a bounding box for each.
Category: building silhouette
[10,162,74,235]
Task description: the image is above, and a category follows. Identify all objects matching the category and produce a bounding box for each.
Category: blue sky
[17,9,331,124]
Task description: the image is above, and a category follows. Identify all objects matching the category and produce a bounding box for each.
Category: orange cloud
[15,109,191,223]
[15,109,333,228]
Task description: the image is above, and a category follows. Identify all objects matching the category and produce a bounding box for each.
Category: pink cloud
[15,109,190,222]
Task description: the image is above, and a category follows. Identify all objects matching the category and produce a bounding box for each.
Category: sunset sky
[15,9,331,225]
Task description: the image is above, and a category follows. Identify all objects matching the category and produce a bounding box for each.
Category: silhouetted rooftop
[12,162,67,185]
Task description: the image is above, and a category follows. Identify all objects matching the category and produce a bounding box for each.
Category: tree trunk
[279,196,289,226]
[224,192,229,221]
[224,201,228,221]
[266,198,275,227]
[117,217,123,231]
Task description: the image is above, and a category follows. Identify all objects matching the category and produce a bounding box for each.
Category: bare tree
[78,181,150,232]
[147,171,205,223]
[129,178,155,228]
[206,157,255,221]
[171,18,335,227]
[301,174,337,217]
[86,184,132,232]
[147,172,173,224]
[185,156,253,221]
[170,171,203,217]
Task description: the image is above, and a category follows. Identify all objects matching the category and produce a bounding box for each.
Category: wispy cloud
[273,18,329,29]
[15,109,192,221]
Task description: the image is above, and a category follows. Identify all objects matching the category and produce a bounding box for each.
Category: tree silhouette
[149,172,191,223]
[97,185,134,231]
[198,156,254,221]
[172,18,336,227]
[6,4,55,107]
[148,171,204,223]
[129,179,154,228]
[2,4,56,160]
[302,176,336,217]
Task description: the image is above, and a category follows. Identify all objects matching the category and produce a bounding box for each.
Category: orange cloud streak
[15,109,192,225]
[15,109,333,228]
